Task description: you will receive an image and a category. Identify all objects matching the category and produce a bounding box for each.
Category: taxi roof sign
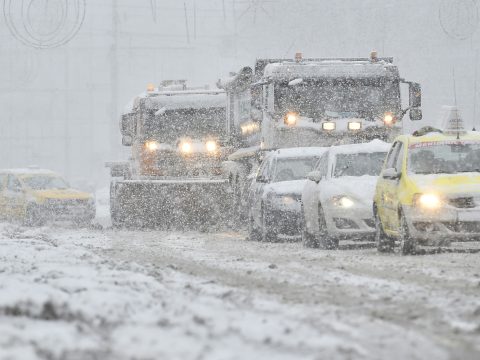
[441,106,466,136]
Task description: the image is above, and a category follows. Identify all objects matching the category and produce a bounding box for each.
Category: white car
[301,140,390,248]
[247,147,328,242]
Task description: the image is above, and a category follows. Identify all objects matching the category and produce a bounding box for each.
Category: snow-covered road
[1,223,480,360]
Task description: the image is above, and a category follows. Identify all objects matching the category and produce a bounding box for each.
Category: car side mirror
[410,108,422,121]
[307,171,322,183]
[122,135,133,146]
[382,168,401,180]
[256,175,268,183]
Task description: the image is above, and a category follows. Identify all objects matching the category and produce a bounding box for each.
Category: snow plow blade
[111,179,233,229]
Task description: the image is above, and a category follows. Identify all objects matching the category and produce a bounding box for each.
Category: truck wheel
[248,212,261,241]
[375,211,394,253]
[399,214,417,255]
[318,205,338,250]
[261,207,277,242]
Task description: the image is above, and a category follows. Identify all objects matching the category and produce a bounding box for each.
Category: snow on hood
[330,139,391,156]
[263,180,307,197]
[145,92,226,111]
[273,147,328,159]
[409,173,480,195]
[320,175,378,206]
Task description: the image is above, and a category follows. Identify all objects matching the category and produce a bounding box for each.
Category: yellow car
[374,128,480,254]
[0,168,96,226]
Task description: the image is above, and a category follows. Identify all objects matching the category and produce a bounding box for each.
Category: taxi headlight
[348,121,362,131]
[332,195,354,208]
[284,112,298,126]
[205,140,218,153]
[414,193,443,210]
[322,122,336,131]
[179,141,192,154]
[145,140,160,152]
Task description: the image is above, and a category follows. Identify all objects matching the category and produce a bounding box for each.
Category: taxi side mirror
[410,108,422,121]
[307,171,322,183]
[382,168,401,180]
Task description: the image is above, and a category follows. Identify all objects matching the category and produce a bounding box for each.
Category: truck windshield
[409,142,480,174]
[145,108,226,142]
[274,79,400,119]
[22,176,69,190]
[334,152,387,177]
[273,157,319,182]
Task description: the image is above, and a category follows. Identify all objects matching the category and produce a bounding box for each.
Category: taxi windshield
[22,175,69,190]
[409,141,480,174]
[273,157,319,182]
[334,152,387,177]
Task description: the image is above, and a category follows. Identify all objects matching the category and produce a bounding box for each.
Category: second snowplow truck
[108,81,232,228]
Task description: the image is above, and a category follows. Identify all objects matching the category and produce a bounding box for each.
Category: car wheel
[375,210,394,253]
[261,206,277,242]
[24,204,45,227]
[399,213,417,255]
[301,204,319,248]
[318,205,338,250]
[248,212,261,241]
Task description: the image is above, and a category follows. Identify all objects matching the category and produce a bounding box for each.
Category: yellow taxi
[0,168,96,226]
[374,113,480,254]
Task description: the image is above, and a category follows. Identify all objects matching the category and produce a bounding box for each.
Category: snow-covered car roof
[329,140,391,156]
[0,168,59,176]
[144,91,226,111]
[272,147,329,159]
[263,60,398,81]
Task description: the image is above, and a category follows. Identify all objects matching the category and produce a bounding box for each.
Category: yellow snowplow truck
[107,81,234,228]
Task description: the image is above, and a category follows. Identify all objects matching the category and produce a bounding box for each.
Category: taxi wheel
[301,204,319,248]
[375,211,394,253]
[318,205,339,250]
[399,214,417,255]
[248,212,261,241]
[24,205,45,227]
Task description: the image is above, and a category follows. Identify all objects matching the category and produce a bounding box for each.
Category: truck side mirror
[122,135,133,146]
[410,108,422,121]
[409,83,421,108]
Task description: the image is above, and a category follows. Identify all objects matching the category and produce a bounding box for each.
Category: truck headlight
[145,140,160,152]
[179,141,192,154]
[205,140,218,153]
[414,193,442,210]
[383,113,395,126]
[332,195,354,208]
[284,112,298,126]
[322,122,336,131]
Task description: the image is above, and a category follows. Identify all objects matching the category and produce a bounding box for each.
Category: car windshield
[409,141,480,174]
[144,108,227,143]
[23,175,69,190]
[334,152,387,177]
[274,157,319,182]
[274,79,400,119]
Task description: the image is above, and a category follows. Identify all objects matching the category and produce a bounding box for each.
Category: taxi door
[377,141,405,234]
[4,175,27,219]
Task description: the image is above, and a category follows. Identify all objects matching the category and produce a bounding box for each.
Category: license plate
[458,211,480,222]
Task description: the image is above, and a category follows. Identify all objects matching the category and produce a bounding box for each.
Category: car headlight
[270,194,299,208]
[348,121,362,131]
[383,112,395,126]
[413,193,443,210]
[322,122,336,131]
[145,140,160,152]
[205,140,218,153]
[332,195,355,208]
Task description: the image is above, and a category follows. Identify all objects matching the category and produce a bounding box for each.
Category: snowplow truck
[107,81,233,228]
[220,52,422,151]
[218,52,422,217]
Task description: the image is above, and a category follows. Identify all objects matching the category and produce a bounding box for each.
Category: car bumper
[404,206,480,242]
[42,203,96,221]
[324,205,376,238]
